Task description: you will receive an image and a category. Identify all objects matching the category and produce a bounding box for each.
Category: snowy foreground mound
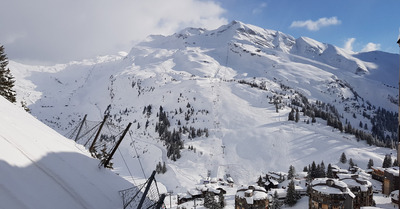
[0,97,132,209]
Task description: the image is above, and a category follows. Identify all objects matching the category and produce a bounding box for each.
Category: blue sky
[1,0,399,64]
[217,0,400,53]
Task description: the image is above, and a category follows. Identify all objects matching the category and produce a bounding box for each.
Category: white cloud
[290,16,341,31]
[252,2,267,14]
[344,38,356,51]
[361,42,381,52]
[0,0,227,64]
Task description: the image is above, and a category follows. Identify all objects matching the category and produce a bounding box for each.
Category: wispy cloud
[252,2,267,14]
[343,38,381,52]
[344,38,356,51]
[0,0,227,64]
[290,16,341,31]
[361,42,381,52]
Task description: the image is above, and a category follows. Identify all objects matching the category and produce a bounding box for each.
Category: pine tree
[162,162,167,173]
[0,45,16,103]
[311,114,316,123]
[340,152,347,164]
[326,164,334,178]
[288,108,295,121]
[310,161,317,178]
[367,159,374,169]
[156,161,162,174]
[288,165,296,180]
[382,154,392,168]
[319,161,326,178]
[285,180,299,206]
[271,190,282,209]
[257,175,263,186]
[295,109,300,123]
[218,192,225,208]
[393,159,398,167]
[204,191,220,209]
[349,158,355,168]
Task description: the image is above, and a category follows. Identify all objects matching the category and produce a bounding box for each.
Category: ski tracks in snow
[0,136,93,209]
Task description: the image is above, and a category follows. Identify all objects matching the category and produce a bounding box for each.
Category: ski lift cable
[105,123,125,140]
[82,125,101,147]
[80,122,101,145]
[117,147,137,185]
[128,130,147,179]
[65,121,82,139]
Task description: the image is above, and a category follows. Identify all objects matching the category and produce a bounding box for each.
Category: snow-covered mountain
[0,96,137,209]
[8,20,399,200]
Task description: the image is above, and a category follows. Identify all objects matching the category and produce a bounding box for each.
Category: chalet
[382,167,399,195]
[331,165,349,178]
[370,167,385,182]
[309,178,355,209]
[177,185,226,205]
[235,185,269,209]
[257,174,279,191]
[267,171,287,183]
[340,175,373,209]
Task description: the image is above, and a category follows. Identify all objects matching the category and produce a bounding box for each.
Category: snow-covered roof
[295,185,306,192]
[195,184,222,194]
[390,190,399,201]
[331,165,349,174]
[227,177,234,183]
[252,190,268,200]
[371,166,384,171]
[267,178,279,185]
[385,167,399,176]
[341,178,372,192]
[311,178,355,198]
[188,189,203,196]
[296,172,308,178]
[178,193,192,199]
[268,188,287,199]
[236,185,268,203]
[331,165,340,170]
[337,173,353,180]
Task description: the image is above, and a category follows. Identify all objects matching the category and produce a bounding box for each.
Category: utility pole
[137,170,157,209]
[74,114,87,142]
[167,190,173,208]
[101,122,132,168]
[89,114,108,155]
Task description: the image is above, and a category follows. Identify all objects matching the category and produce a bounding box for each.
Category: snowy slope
[0,96,134,209]
[7,20,399,199]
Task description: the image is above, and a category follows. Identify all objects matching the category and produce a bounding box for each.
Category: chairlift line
[66,115,166,208]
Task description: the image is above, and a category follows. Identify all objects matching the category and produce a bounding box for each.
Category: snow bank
[0,97,133,209]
